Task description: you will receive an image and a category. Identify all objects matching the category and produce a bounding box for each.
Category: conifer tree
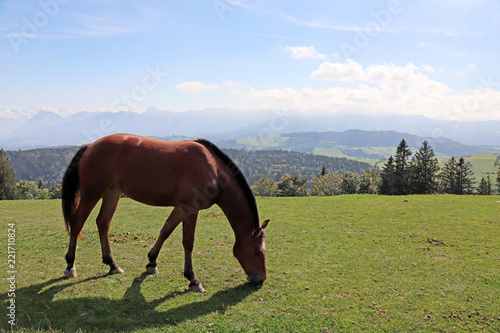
[497,163,500,194]
[477,176,492,195]
[394,139,412,194]
[456,157,475,194]
[320,165,327,176]
[0,149,17,200]
[439,157,457,194]
[379,156,397,195]
[439,157,475,194]
[410,140,440,194]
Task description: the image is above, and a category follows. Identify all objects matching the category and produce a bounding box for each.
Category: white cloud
[176,82,219,93]
[169,61,500,121]
[226,60,500,120]
[310,59,367,81]
[311,60,452,95]
[282,46,327,59]
[240,83,500,120]
[422,65,435,73]
[466,63,477,72]
[222,80,241,87]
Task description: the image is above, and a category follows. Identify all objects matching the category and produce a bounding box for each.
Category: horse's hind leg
[146,207,183,274]
[96,186,123,275]
[65,199,99,278]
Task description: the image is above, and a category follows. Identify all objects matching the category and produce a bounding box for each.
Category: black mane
[195,139,260,229]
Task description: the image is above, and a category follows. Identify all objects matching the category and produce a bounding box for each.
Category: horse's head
[233,219,270,285]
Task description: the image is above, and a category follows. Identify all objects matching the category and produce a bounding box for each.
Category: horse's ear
[252,220,270,238]
[252,228,263,239]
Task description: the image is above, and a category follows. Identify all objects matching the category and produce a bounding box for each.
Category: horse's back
[79,134,219,207]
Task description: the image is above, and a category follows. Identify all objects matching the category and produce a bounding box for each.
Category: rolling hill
[230,129,500,159]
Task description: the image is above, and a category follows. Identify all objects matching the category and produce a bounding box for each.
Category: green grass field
[1,196,499,332]
[447,154,499,183]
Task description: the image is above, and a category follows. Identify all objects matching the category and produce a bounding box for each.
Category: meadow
[1,195,499,332]
[316,149,500,183]
[453,154,499,183]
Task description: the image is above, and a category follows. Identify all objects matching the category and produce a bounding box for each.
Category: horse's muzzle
[247,273,266,285]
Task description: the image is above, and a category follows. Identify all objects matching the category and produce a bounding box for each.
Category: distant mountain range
[1,107,499,152]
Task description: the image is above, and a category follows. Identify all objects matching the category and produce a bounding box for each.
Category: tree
[311,173,342,196]
[439,157,457,194]
[341,172,360,194]
[456,157,475,194]
[277,174,308,197]
[394,139,412,195]
[0,148,17,200]
[477,176,492,195]
[379,156,397,195]
[16,180,45,199]
[439,157,475,194]
[49,184,62,199]
[410,140,440,194]
[251,176,279,197]
[497,163,500,194]
[320,165,327,176]
[359,169,380,194]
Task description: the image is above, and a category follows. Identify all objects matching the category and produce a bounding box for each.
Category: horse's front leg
[96,187,123,275]
[182,211,205,292]
[146,207,183,274]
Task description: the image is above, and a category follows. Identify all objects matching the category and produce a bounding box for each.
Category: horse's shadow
[0,273,257,332]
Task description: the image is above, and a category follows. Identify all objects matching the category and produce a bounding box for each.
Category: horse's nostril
[247,272,266,285]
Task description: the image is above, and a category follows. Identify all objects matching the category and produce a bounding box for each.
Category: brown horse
[61,133,269,292]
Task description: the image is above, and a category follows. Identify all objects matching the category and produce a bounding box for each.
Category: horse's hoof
[64,267,77,278]
[146,266,159,274]
[109,266,124,275]
[189,283,205,293]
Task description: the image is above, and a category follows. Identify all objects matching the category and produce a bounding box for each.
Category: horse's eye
[254,251,261,256]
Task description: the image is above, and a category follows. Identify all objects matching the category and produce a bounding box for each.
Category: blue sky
[1,0,499,120]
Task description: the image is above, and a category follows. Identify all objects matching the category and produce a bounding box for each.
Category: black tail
[62,145,89,234]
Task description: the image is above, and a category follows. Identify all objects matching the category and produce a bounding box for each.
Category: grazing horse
[61,133,269,292]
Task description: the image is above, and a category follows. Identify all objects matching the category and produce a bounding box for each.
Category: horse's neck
[217,179,257,237]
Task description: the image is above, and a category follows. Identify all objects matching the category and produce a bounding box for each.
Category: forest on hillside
[2,139,499,200]
[6,147,81,187]
[4,145,372,188]
[223,148,371,185]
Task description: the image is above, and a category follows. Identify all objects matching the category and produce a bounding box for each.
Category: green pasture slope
[1,196,499,332]
[452,154,499,183]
